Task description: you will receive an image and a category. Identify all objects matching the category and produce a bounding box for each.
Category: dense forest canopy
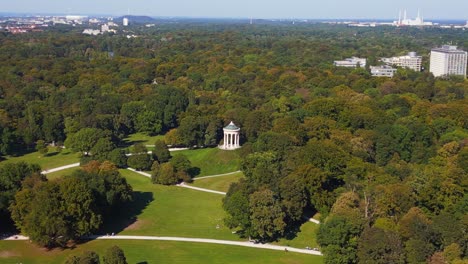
[0,22,466,263]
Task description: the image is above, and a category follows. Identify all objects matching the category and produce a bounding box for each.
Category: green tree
[249,188,286,241]
[91,138,116,162]
[241,151,281,189]
[278,173,308,223]
[0,162,41,218]
[127,154,152,171]
[153,162,178,185]
[357,226,405,264]
[223,179,252,235]
[103,245,128,264]
[153,139,171,162]
[67,128,106,155]
[78,251,100,264]
[35,139,48,156]
[317,216,362,264]
[135,110,162,135]
[107,149,128,168]
[11,181,69,247]
[170,153,191,173]
[59,177,102,238]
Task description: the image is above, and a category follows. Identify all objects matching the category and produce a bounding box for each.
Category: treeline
[0,161,132,248]
[0,23,466,262]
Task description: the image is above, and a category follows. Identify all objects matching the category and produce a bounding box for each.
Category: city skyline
[2,0,468,20]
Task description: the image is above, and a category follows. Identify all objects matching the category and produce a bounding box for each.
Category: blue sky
[3,0,467,19]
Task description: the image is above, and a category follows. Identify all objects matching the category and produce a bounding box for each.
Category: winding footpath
[125,168,230,195]
[22,163,323,256]
[2,235,321,256]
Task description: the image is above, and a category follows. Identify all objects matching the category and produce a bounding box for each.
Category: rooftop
[224,121,240,131]
[432,45,467,53]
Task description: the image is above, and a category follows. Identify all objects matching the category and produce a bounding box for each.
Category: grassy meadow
[176,147,241,177]
[1,148,79,171]
[190,172,244,192]
[0,240,323,264]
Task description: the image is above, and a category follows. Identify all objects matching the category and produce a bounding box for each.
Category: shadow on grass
[44,151,59,157]
[98,191,154,235]
[120,139,145,148]
[188,167,201,177]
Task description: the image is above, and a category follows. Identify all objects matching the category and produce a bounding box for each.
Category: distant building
[381,52,422,71]
[334,57,367,68]
[82,29,101,36]
[430,45,467,78]
[370,66,397,77]
[123,17,129,26]
[394,10,433,27]
[101,24,110,32]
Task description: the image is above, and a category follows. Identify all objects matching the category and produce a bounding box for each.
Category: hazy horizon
[3,0,468,20]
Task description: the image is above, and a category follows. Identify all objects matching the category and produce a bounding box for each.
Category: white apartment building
[333,57,367,68]
[430,45,467,78]
[370,66,397,77]
[381,52,422,71]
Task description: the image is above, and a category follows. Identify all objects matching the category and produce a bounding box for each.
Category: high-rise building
[123,17,129,26]
[381,52,422,71]
[430,45,467,78]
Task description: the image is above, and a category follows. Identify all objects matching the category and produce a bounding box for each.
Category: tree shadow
[44,151,59,157]
[98,191,154,234]
[283,224,301,241]
[187,167,201,177]
[120,139,145,148]
[136,262,148,264]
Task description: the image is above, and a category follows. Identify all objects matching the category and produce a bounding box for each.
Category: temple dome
[223,121,240,131]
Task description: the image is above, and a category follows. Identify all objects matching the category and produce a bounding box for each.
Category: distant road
[2,235,322,256]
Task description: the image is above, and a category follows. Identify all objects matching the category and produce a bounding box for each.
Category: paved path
[2,235,321,256]
[193,170,242,180]
[41,163,80,174]
[126,168,151,178]
[126,168,230,195]
[308,218,321,224]
[144,146,190,152]
[177,182,226,195]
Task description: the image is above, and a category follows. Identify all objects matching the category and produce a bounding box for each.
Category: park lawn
[176,147,241,177]
[114,169,240,241]
[45,167,81,181]
[190,172,244,192]
[1,149,79,171]
[124,132,165,146]
[274,221,319,249]
[0,240,323,264]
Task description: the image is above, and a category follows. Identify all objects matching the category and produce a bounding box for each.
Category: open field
[274,221,319,249]
[177,147,241,177]
[0,240,323,264]
[1,149,80,171]
[1,154,322,263]
[190,172,244,192]
[112,170,240,241]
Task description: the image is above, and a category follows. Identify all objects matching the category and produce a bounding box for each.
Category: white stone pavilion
[219,121,241,150]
